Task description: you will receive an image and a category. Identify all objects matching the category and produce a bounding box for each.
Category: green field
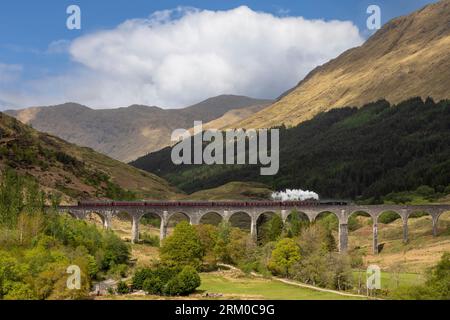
[199,273,365,300]
[352,271,425,291]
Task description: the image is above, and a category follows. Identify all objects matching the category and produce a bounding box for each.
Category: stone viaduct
[56,201,450,254]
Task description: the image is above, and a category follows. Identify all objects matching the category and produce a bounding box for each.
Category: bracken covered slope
[0,112,181,203]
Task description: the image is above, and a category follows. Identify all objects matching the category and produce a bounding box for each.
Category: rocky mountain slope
[0,112,181,203]
[6,95,271,162]
[233,0,450,129]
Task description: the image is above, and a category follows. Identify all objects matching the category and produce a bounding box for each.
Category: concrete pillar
[432,216,438,237]
[402,218,409,243]
[223,211,229,223]
[190,215,200,225]
[160,215,168,241]
[281,210,288,223]
[103,215,111,229]
[131,216,139,244]
[373,222,378,255]
[338,223,348,253]
[250,216,257,241]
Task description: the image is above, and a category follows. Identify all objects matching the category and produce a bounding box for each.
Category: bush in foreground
[133,265,201,296]
[160,221,203,269]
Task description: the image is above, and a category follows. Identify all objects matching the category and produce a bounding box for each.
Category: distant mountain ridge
[6,95,272,162]
[232,0,450,129]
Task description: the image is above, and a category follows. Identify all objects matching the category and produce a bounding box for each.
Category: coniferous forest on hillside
[132,97,450,202]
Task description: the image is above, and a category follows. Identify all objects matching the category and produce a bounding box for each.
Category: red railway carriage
[77,199,345,208]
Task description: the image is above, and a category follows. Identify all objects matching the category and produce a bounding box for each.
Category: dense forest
[132,97,450,202]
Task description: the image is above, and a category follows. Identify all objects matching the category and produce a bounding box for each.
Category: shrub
[194,224,219,268]
[132,268,154,290]
[133,265,180,294]
[284,211,309,237]
[268,238,301,277]
[160,221,203,269]
[378,212,401,224]
[316,213,338,231]
[415,185,435,197]
[108,263,128,279]
[444,185,450,195]
[100,231,131,270]
[163,266,201,296]
[259,214,283,244]
[116,281,130,295]
[143,276,164,295]
[173,266,201,295]
[292,224,353,290]
[140,232,160,247]
[140,216,161,228]
[133,265,200,297]
[3,282,35,300]
[164,277,183,296]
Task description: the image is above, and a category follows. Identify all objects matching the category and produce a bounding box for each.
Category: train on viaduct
[55,200,450,254]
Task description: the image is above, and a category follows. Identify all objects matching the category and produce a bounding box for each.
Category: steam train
[77,199,350,207]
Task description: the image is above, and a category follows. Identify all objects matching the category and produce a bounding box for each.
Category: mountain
[131,97,450,202]
[232,0,450,129]
[6,95,272,162]
[0,112,181,203]
[186,104,267,135]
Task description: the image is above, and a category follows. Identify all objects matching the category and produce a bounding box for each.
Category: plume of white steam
[271,189,319,201]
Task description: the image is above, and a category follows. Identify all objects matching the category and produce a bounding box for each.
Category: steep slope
[131,97,450,201]
[6,95,272,162]
[0,112,181,203]
[189,104,267,133]
[234,0,450,129]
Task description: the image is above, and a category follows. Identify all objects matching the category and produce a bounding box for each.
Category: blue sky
[0,0,437,108]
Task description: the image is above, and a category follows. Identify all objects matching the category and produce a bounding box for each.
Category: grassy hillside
[132,97,450,202]
[233,0,450,129]
[0,112,181,203]
[184,182,272,200]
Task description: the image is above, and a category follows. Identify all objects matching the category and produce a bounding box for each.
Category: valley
[83,206,449,300]
[0,0,449,302]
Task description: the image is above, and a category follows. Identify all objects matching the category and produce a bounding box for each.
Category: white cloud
[2,6,364,108]
[46,40,71,54]
[0,63,22,84]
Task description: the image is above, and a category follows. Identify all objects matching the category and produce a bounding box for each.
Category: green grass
[185,181,272,201]
[352,271,425,291]
[199,273,365,300]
